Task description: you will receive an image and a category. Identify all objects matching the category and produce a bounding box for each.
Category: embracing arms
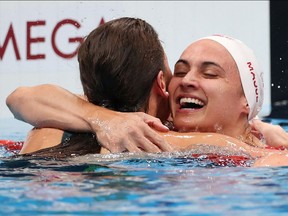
[6,84,288,154]
[6,84,172,153]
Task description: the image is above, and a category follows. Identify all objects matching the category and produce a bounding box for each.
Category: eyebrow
[175,59,189,67]
[202,61,224,70]
[175,59,225,71]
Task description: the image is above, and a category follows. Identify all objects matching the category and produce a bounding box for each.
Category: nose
[181,71,199,88]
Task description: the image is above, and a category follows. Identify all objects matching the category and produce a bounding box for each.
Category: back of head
[78,17,166,112]
[201,35,264,120]
[25,17,167,158]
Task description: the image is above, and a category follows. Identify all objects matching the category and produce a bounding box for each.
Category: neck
[216,115,264,148]
[233,123,265,148]
[147,91,169,123]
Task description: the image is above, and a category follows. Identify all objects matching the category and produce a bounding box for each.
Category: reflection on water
[1,118,288,214]
[0,152,288,215]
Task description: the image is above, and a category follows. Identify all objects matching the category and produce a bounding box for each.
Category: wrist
[83,104,120,134]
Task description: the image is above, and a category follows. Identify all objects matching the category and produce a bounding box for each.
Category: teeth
[180,97,204,106]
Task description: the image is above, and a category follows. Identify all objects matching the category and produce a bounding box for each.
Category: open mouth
[179,97,204,109]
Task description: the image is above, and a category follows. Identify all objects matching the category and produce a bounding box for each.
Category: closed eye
[203,73,218,78]
[201,62,225,78]
[174,71,187,77]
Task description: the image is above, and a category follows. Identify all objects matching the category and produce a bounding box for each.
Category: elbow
[6,86,30,120]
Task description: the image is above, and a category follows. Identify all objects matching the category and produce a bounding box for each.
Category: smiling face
[168,39,249,136]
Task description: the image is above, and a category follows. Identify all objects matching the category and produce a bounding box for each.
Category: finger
[122,129,162,153]
[251,129,262,139]
[142,115,169,132]
[124,141,144,153]
[144,128,173,152]
[135,137,162,153]
[99,138,127,153]
[250,119,267,133]
[146,120,169,132]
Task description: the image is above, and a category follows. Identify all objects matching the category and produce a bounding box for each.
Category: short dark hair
[79,17,165,112]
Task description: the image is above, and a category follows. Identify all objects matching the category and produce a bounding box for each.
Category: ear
[241,96,250,115]
[155,71,169,98]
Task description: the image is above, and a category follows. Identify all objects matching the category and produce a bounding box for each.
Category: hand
[253,153,288,167]
[251,119,288,149]
[87,111,173,153]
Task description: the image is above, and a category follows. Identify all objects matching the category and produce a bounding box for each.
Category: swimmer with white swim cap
[202,34,264,120]
[169,34,266,147]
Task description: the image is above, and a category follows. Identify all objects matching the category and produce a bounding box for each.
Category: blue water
[1,118,288,215]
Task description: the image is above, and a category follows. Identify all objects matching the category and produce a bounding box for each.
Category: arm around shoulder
[6,84,91,131]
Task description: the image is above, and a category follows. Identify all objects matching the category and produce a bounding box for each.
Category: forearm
[6,84,98,132]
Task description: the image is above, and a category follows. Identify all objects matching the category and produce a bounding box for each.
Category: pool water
[1,118,288,215]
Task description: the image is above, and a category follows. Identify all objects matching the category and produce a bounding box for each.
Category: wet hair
[23,17,166,159]
[22,132,101,159]
[79,17,165,112]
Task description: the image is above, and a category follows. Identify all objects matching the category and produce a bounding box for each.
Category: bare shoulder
[20,128,64,154]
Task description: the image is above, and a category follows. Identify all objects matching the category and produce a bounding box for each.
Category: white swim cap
[200,34,264,120]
